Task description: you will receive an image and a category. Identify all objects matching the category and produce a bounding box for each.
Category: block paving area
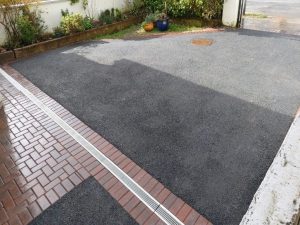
[0,64,212,225]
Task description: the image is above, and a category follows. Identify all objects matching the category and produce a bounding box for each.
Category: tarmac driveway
[243,0,300,35]
[12,30,300,225]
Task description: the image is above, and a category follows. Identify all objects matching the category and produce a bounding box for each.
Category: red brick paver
[0,65,212,225]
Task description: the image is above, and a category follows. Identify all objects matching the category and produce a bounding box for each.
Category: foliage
[126,0,223,19]
[53,26,65,38]
[201,0,223,19]
[61,9,70,17]
[144,13,156,23]
[82,16,94,30]
[0,0,34,49]
[144,0,164,13]
[124,0,145,16]
[166,0,204,18]
[0,0,46,49]
[115,8,124,21]
[98,8,121,25]
[98,11,112,24]
[16,8,46,45]
[82,0,88,10]
[156,12,168,20]
[55,13,94,37]
[60,13,85,34]
[69,0,79,5]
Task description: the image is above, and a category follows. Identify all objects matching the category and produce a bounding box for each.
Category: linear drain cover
[192,39,214,46]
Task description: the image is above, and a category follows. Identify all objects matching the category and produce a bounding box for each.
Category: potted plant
[142,14,156,32]
[156,12,169,31]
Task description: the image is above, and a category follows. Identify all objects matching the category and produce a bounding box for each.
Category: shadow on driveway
[12,52,293,225]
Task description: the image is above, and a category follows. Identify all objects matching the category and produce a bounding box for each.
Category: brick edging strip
[1,64,212,225]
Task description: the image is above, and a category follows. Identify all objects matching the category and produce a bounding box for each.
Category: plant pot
[157,19,169,31]
[143,22,154,32]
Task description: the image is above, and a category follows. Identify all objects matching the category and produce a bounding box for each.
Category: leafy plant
[0,0,38,49]
[144,0,164,13]
[115,8,123,21]
[99,9,115,25]
[16,7,46,46]
[53,26,65,38]
[82,16,94,30]
[111,8,115,17]
[202,0,223,19]
[156,12,168,20]
[70,0,80,5]
[124,0,145,16]
[61,9,70,17]
[60,13,85,34]
[82,0,88,10]
[144,13,156,23]
[131,0,223,19]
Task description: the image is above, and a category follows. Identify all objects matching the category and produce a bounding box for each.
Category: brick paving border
[0,64,212,225]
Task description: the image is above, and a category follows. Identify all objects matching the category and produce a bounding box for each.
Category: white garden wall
[0,0,126,45]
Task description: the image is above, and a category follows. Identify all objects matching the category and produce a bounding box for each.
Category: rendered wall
[0,0,126,44]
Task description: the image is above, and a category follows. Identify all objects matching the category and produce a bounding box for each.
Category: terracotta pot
[143,22,154,32]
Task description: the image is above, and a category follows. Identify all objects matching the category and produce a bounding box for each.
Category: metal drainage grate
[192,39,214,46]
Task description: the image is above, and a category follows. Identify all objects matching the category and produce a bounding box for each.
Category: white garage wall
[0,0,126,45]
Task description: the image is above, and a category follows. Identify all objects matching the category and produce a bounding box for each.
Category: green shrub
[70,0,80,5]
[61,9,70,17]
[53,26,65,38]
[144,0,164,13]
[168,0,203,18]
[60,13,85,34]
[202,0,223,19]
[115,9,123,21]
[133,0,223,20]
[17,16,37,45]
[145,13,156,23]
[16,8,46,45]
[124,0,145,16]
[82,17,94,30]
[99,10,114,24]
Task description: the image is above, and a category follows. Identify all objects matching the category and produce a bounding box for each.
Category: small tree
[0,0,35,49]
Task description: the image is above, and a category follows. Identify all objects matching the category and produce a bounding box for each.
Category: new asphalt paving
[29,177,138,225]
[12,30,300,225]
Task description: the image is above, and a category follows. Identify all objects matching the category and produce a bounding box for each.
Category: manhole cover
[192,39,214,46]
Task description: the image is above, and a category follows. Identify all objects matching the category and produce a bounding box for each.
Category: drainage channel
[0,68,184,225]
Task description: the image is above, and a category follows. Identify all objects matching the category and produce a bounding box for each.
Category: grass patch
[95,25,140,39]
[95,23,201,40]
[244,12,268,19]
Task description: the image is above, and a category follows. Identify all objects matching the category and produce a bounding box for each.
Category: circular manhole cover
[192,39,214,46]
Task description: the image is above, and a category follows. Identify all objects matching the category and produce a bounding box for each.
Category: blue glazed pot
[157,19,169,31]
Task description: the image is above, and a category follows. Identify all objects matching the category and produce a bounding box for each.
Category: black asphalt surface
[12,30,300,225]
[29,177,138,225]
